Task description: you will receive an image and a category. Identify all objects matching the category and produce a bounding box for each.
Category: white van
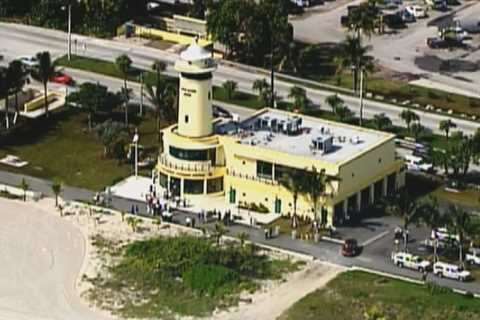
[404,155,433,172]
[291,0,310,7]
[433,262,470,282]
[405,5,427,18]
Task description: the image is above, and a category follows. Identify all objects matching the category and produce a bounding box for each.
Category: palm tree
[288,86,310,112]
[19,178,28,201]
[222,80,238,100]
[252,79,270,105]
[335,105,353,122]
[373,113,392,131]
[36,51,55,117]
[145,78,177,141]
[399,109,419,132]
[153,218,162,230]
[237,231,249,248]
[388,189,424,250]
[410,122,424,140]
[213,222,227,245]
[51,181,62,207]
[448,205,471,267]
[439,119,457,141]
[347,1,378,40]
[115,54,132,126]
[420,197,443,262]
[151,59,166,84]
[335,36,374,92]
[305,166,333,224]
[279,168,308,228]
[325,94,344,115]
[7,60,26,121]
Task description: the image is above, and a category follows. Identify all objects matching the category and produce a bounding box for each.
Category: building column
[203,179,208,195]
[342,199,348,216]
[369,184,375,204]
[180,178,184,197]
[382,177,388,197]
[326,206,334,227]
[356,192,361,212]
[167,175,171,193]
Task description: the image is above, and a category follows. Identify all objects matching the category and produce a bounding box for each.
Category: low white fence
[0,183,42,201]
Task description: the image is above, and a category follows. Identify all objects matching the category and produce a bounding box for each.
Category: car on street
[466,248,480,266]
[18,55,39,68]
[404,155,433,172]
[433,262,471,282]
[49,72,73,85]
[405,5,427,19]
[391,252,431,272]
[342,238,360,257]
[458,19,480,34]
[432,227,460,243]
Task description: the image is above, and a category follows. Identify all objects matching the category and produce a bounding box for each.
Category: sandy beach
[0,197,343,320]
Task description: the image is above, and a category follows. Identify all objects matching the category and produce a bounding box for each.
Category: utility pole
[359,68,364,127]
[133,128,139,178]
[67,3,72,61]
[139,72,144,116]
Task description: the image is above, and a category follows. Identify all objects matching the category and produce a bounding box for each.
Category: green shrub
[183,264,239,296]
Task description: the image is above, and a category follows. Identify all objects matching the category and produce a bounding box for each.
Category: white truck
[404,155,433,172]
[391,252,431,272]
[466,248,480,266]
[433,262,471,282]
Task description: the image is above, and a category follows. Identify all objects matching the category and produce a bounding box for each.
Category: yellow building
[155,43,405,226]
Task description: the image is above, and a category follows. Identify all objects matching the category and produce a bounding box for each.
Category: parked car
[433,262,471,281]
[391,252,431,272]
[432,227,460,243]
[426,0,447,11]
[405,5,427,18]
[458,19,480,34]
[427,37,465,49]
[342,238,360,257]
[466,248,480,266]
[291,0,310,7]
[404,155,433,172]
[18,55,39,68]
[49,72,73,85]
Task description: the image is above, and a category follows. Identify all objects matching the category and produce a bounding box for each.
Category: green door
[229,187,236,204]
[274,197,282,214]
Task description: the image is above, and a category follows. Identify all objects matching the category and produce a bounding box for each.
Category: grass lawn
[278,271,480,320]
[0,107,161,190]
[86,234,303,319]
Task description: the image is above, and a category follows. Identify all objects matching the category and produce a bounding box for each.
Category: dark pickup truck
[426,37,465,49]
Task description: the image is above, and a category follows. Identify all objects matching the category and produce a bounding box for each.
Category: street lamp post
[133,129,139,178]
[359,67,364,127]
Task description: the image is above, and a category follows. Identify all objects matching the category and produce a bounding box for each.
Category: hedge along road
[0,22,478,136]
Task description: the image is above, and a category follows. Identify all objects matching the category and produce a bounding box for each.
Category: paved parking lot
[290,0,480,97]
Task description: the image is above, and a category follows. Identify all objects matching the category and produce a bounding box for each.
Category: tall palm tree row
[36,51,55,118]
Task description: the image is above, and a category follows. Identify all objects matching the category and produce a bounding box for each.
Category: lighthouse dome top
[180,43,212,62]
[175,42,217,74]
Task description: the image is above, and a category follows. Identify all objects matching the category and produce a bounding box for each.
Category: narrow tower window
[185,115,189,123]
[208,91,211,100]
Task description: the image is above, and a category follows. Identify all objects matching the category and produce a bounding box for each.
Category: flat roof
[215,109,393,165]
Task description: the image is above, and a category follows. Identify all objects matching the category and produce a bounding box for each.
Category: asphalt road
[0,22,479,136]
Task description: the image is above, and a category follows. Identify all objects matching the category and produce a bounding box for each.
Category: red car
[341,238,360,257]
[50,72,73,85]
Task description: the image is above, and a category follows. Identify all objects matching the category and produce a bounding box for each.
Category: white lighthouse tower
[174,43,217,137]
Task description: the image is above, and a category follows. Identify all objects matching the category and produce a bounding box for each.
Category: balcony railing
[158,154,212,174]
[226,168,278,185]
